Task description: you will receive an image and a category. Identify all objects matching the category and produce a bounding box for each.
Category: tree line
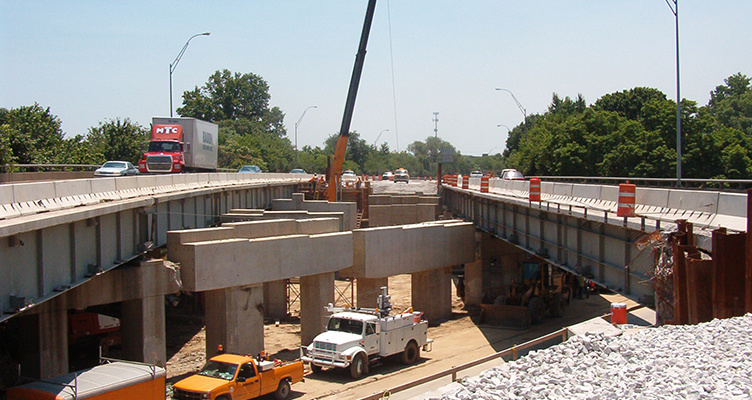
[1,70,750,180]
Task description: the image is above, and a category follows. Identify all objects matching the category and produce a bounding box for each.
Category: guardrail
[536,176,752,191]
[357,327,569,400]
[0,164,238,184]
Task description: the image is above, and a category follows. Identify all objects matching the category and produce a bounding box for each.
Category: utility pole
[433,112,439,137]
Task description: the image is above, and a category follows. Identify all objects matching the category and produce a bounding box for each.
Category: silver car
[94,161,139,177]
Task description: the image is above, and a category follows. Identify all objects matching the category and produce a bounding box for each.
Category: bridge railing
[536,176,752,191]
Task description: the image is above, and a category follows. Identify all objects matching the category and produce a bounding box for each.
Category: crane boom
[326,0,377,201]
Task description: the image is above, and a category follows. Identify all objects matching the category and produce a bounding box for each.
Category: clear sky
[2,1,751,156]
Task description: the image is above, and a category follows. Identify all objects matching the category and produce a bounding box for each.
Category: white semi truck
[300,287,433,379]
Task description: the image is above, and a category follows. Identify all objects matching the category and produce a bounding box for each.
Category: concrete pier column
[464,261,484,306]
[300,273,334,346]
[263,280,288,321]
[411,267,452,325]
[204,285,264,357]
[357,277,388,308]
[18,297,69,378]
[121,295,166,367]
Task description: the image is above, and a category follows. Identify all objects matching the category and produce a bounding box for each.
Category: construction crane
[326,0,377,202]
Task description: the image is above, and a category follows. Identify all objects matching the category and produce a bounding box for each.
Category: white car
[501,169,525,180]
[381,171,394,181]
[94,161,139,177]
[342,170,358,185]
[470,170,483,178]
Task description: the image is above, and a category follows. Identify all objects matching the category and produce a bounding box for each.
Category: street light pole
[170,32,210,117]
[295,105,317,166]
[374,129,389,147]
[666,0,682,186]
[495,88,527,137]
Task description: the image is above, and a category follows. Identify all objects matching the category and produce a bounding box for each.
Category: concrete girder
[169,232,353,292]
[348,220,476,279]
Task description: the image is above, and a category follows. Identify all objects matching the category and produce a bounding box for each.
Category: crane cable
[387,0,400,152]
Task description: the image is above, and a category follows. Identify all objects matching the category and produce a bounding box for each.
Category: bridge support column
[17,297,69,379]
[204,285,264,357]
[121,295,166,367]
[300,273,334,346]
[263,280,288,321]
[411,267,452,325]
[464,261,483,307]
[357,277,388,308]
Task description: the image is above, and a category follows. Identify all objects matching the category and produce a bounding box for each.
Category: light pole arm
[170,32,210,117]
[171,32,210,74]
[495,88,527,121]
[374,129,389,146]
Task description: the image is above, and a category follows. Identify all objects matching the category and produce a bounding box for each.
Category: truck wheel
[273,379,291,400]
[350,353,367,379]
[528,296,546,324]
[310,363,322,373]
[400,341,420,365]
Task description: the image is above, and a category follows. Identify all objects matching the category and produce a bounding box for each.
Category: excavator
[325,0,377,202]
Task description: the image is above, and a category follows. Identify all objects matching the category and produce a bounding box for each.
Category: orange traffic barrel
[452,175,458,187]
[480,176,489,193]
[617,182,636,217]
[462,175,469,189]
[529,177,541,201]
[611,302,627,324]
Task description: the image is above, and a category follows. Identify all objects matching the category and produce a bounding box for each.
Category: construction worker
[577,275,589,299]
[309,173,318,192]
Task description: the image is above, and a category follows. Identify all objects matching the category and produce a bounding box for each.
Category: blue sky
[2,1,751,156]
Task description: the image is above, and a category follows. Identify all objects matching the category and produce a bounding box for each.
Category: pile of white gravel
[435,314,752,400]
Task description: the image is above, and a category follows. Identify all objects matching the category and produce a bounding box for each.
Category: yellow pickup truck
[172,353,304,400]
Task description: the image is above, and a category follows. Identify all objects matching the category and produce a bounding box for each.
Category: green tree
[323,132,372,173]
[0,103,63,164]
[86,118,149,164]
[593,87,667,121]
[707,73,752,136]
[178,69,285,136]
[217,119,295,171]
[0,125,16,165]
[59,135,103,165]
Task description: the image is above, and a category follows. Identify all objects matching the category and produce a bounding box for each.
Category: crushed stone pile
[435,314,752,400]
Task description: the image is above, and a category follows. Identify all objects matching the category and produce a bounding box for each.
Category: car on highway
[470,170,483,178]
[501,169,525,180]
[394,168,409,183]
[94,161,139,177]
[342,169,358,185]
[382,171,394,181]
[290,168,307,174]
[238,165,262,173]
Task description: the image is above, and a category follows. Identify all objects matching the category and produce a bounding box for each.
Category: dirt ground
[165,273,462,381]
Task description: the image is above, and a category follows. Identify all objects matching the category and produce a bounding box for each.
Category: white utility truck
[300,287,433,378]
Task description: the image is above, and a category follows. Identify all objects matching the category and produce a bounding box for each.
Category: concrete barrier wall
[351,220,475,278]
[1,172,307,205]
